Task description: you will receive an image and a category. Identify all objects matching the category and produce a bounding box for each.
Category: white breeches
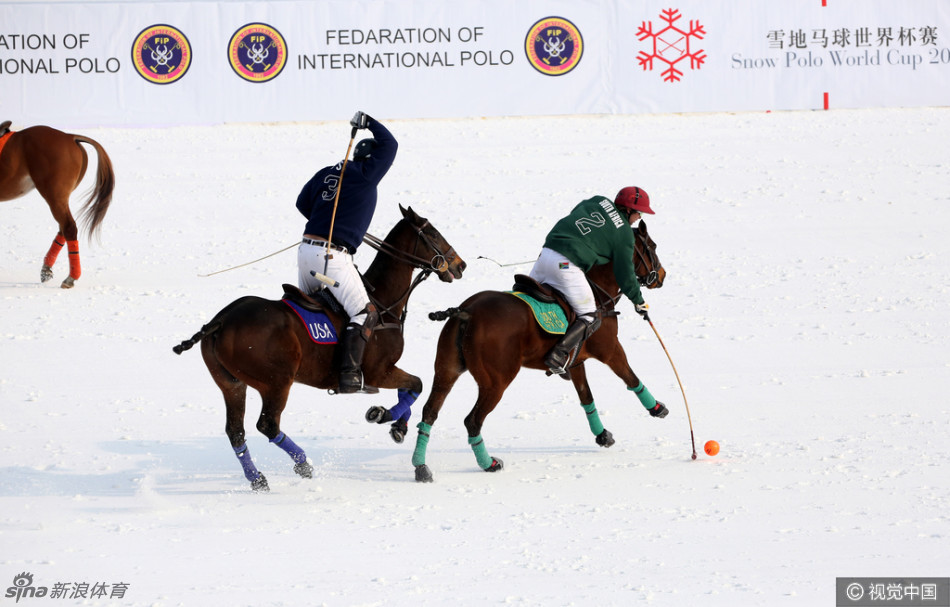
[528,248,596,321]
[298,243,370,325]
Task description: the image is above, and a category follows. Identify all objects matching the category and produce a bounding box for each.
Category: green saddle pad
[508,291,568,334]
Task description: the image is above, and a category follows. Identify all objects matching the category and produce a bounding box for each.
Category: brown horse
[0,122,115,288]
[410,220,666,482]
[173,205,466,491]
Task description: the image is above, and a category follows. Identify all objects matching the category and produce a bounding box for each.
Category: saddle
[0,120,11,137]
[281,284,344,317]
[511,274,576,324]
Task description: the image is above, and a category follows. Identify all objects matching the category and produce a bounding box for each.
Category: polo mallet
[323,125,359,275]
[643,312,698,460]
[309,270,339,288]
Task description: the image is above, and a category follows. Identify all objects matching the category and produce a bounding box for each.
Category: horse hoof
[389,419,408,444]
[484,457,504,473]
[60,276,75,289]
[40,265,53,282]
[415,465,434,483]
[596,429,615,448]
[294,461,314,479]
[251,474,270,492]
[365,406,392,424]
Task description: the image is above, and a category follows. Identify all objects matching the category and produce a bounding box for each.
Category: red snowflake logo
[637,9,707,82]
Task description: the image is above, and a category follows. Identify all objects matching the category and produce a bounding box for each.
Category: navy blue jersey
[296,119,397,251]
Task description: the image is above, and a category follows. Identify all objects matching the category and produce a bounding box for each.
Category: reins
[360,219,454,330]
[362,220,453,273]
[587,228,662,315]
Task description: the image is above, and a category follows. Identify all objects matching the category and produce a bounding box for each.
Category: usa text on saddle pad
[508,291,568,334]
[282,299,339,344]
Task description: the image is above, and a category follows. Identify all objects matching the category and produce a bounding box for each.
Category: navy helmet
[353,138,377,161]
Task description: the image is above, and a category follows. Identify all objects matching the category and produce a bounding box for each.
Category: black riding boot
[339,323,379,394]
[544,316,598,377]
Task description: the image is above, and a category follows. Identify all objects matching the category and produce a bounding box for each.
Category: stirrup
[338,371,379,395]
[544,348,575,380]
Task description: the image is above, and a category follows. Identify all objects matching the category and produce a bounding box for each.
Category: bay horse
[411,220,666,482]
[0,122,115,288]
[173,205,466,491]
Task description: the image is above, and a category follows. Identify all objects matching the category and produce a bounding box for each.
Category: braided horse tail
[428,307,471,373]
[172,294,257,355]
[173,320,222,355]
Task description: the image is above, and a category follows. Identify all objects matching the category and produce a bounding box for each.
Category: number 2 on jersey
[575,212,605,235]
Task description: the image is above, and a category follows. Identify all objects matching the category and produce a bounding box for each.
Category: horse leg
[256,383,314,480]
[33,170,83,289]
[41,234,66,282]
[364,367,423,444]
[569,362,615,448]
[598,340,670,419]
[463,382,509,473]
[410,317,471,482]
[221,381,269,492]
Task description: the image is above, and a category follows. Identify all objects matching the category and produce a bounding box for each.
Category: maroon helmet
[614,186,654,214]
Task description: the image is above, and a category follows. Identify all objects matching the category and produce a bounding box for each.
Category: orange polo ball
[704,440,720,456]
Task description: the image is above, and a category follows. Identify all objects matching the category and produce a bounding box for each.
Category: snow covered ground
[1,107,949,606]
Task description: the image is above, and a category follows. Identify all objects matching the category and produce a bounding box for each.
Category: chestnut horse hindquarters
[0,125,115,288]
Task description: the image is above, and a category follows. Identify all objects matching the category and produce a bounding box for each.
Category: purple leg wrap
[270,431,307,464]
[390,389,419,423]
[233,443,263,482]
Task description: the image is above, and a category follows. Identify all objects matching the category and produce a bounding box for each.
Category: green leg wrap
[581,402,605,436]
[411,422,432,467]
[468,434,493,470]
[629,382,657,410]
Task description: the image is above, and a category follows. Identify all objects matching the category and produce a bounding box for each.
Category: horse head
[398,204,467,282]
[634,220,665,289]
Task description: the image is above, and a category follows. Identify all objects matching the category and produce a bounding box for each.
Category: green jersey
[542,196,644,306]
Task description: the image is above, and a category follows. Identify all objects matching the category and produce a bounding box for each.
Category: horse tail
[429,307,471,372]
[73,135,115,243]
[173,320,222,355]
[428,307,464,322]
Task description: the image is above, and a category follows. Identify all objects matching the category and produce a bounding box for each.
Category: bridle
[362,219,455,275]
[634,228,661,288]
[360,219,457,329]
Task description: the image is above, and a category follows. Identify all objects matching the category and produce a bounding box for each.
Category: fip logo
[130,24,192,84]
[524,16,584,76]
[5,572,48,602]
[228,23,288,83]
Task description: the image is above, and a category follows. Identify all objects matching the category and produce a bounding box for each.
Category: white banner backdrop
[1,0,948,127]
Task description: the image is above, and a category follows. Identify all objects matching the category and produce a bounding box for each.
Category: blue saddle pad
[282,299,339,344]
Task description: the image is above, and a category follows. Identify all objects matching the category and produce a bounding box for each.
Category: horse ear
[638,219,647,233]
[400,204,419,221]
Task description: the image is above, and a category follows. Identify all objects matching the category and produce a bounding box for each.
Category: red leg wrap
[43,235,67,268]
[67,240,81,280]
